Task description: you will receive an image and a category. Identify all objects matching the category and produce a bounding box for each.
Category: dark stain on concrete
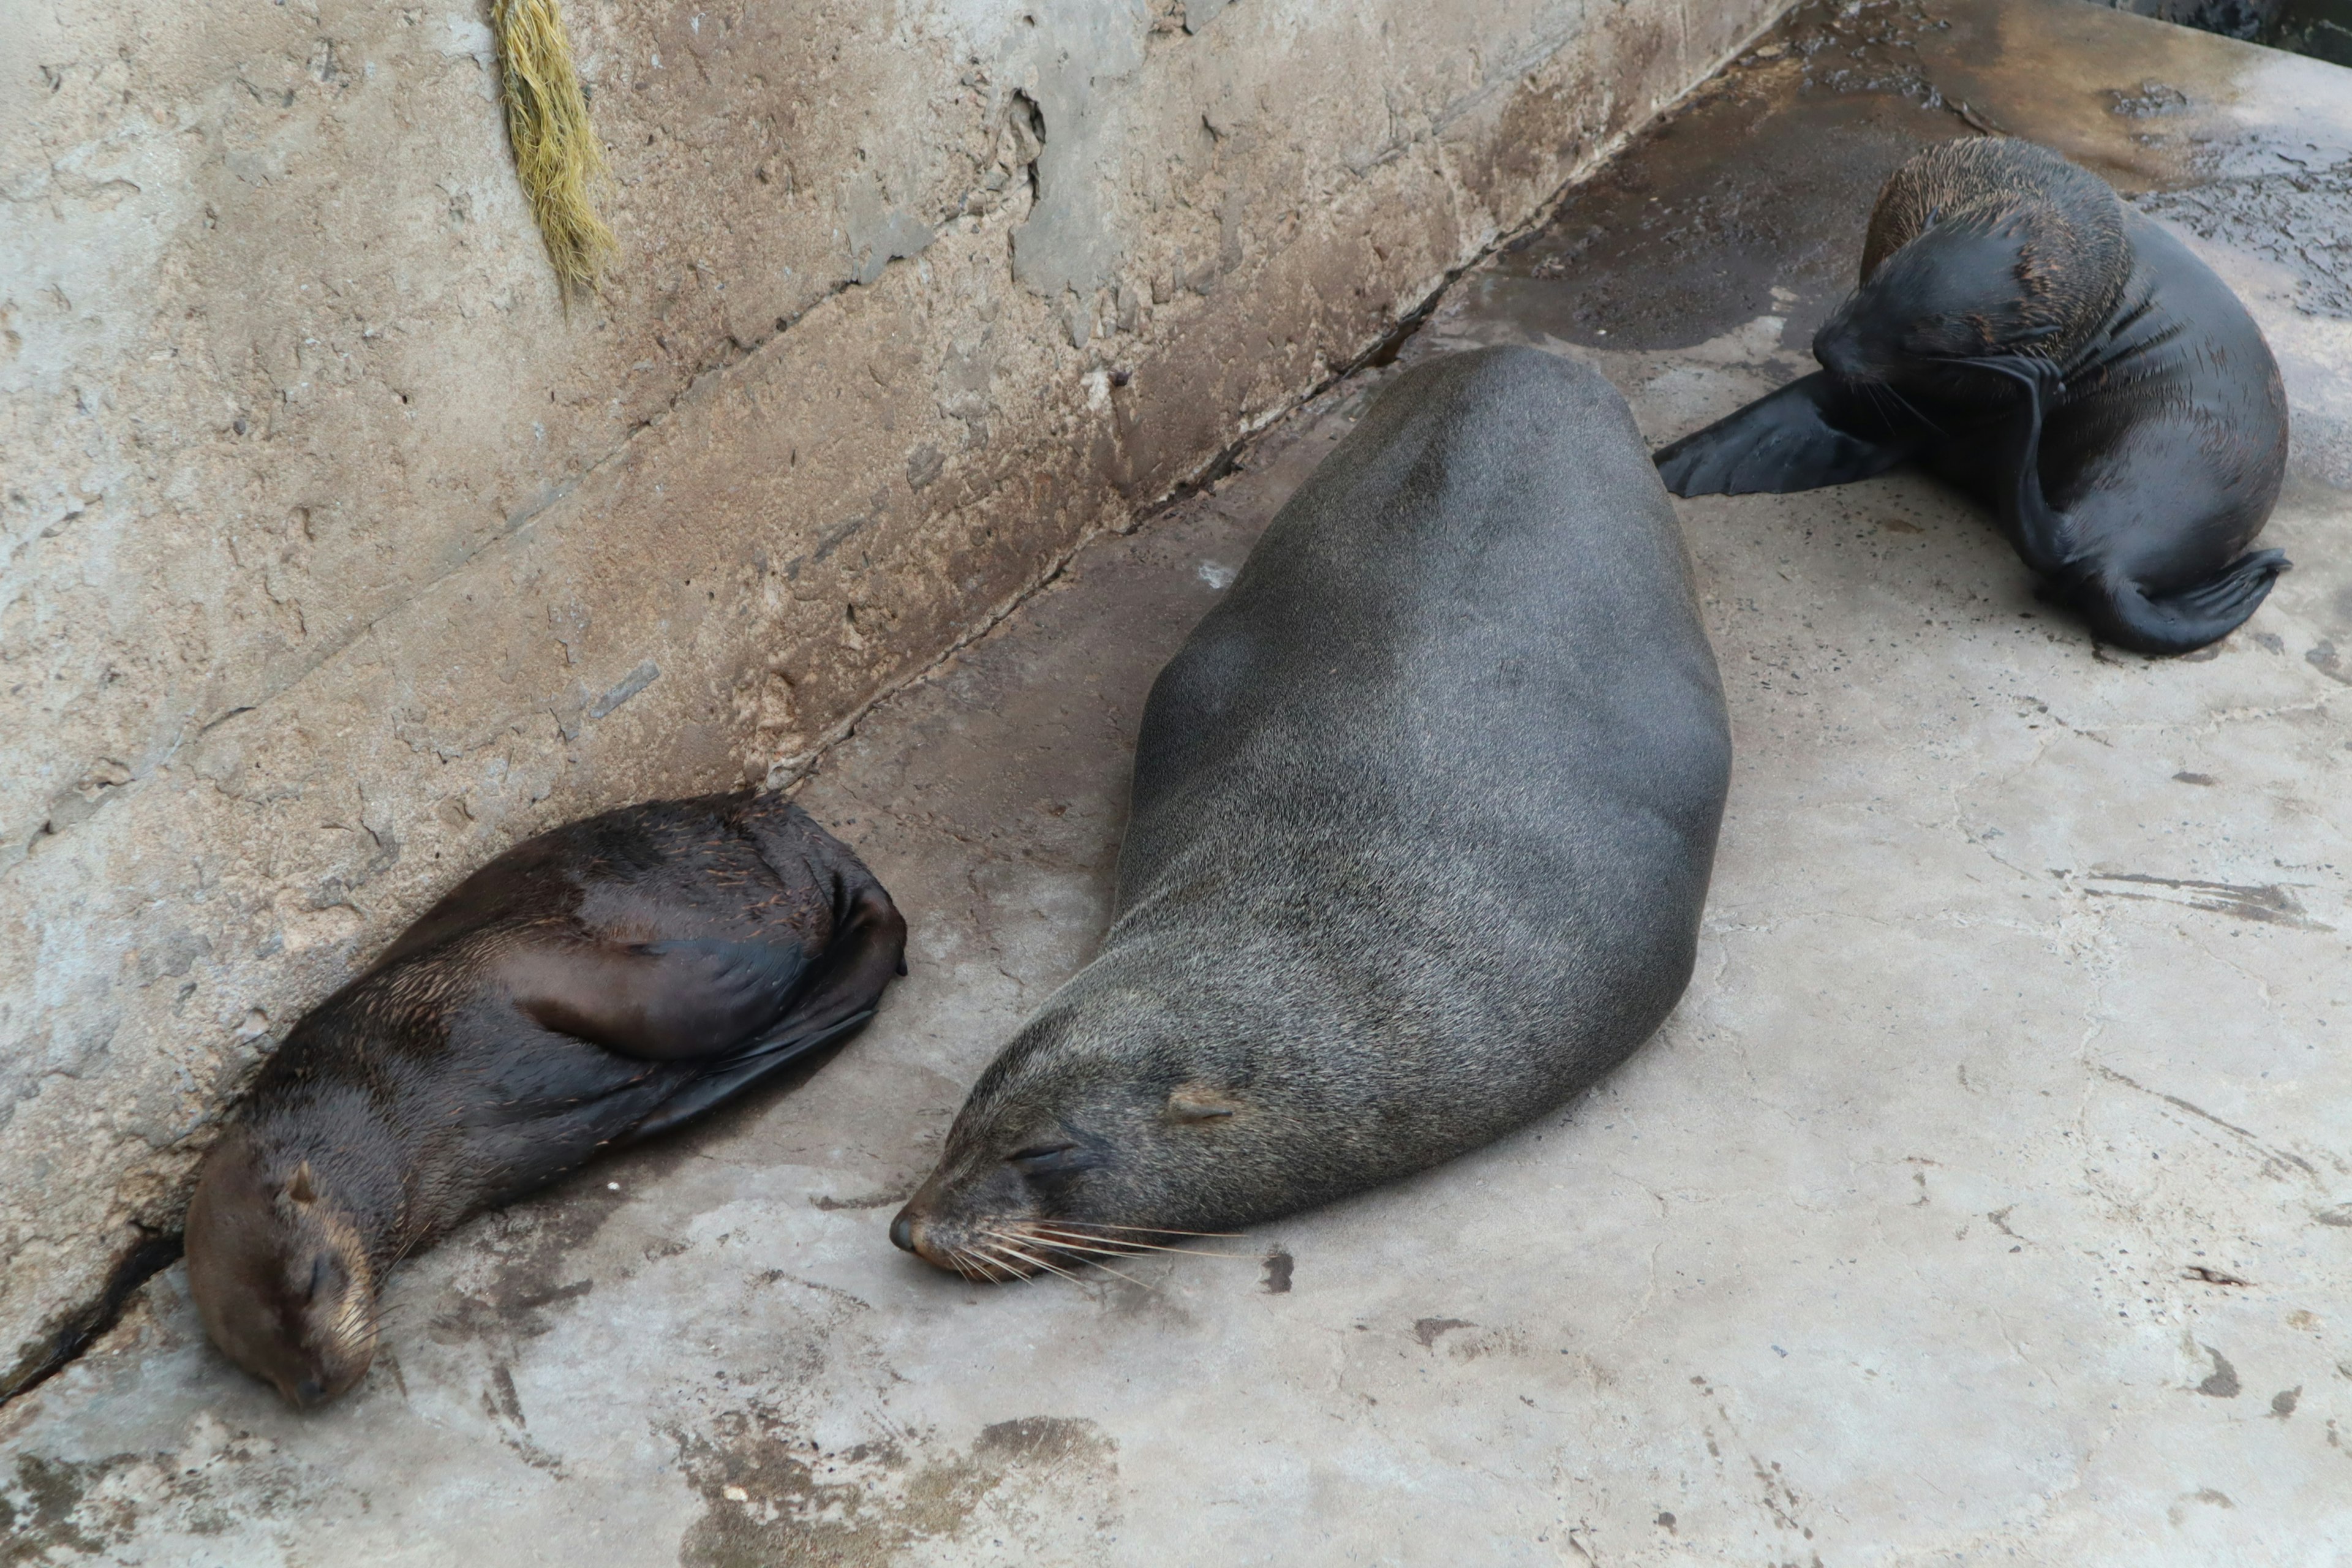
[2185,1265,2253,1286]
[810,1188,918,1212]
[1261,1248,1294,1294]
[490,1363,526,1427]
[673,1406,1117,1567]
[1413,1317,1475,1349]
[2086,872,2332,930]
[424,1185,624,1352]
[2094,1065,2321,1180]
[1,1453,130,1564]
[2197,1344,2243,1397]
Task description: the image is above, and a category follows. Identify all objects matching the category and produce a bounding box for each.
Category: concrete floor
[8,1,2352,1562]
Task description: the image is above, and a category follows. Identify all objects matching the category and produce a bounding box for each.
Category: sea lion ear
[1165,1082,1243,1122]
[287,1163,317,1206]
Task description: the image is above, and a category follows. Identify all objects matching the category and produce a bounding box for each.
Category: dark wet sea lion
[889,347,1730,1280]
[1653,137,2290,655]
[186,791,905,1405]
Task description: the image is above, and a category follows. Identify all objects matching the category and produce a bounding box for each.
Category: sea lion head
[1812,137,2128,392]
[186,1128,379,1407]
[1812,217,2064,385]
[889,982,1261,1280]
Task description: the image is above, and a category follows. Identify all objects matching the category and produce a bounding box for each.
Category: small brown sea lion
[889,347,1731,1280]
[1653,136,2290,655]
[186,791,905,1406]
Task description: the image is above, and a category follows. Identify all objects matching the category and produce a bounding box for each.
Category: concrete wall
[0,0,1781,1389]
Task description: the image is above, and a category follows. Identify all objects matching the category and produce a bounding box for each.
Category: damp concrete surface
[7,2,2352,1562]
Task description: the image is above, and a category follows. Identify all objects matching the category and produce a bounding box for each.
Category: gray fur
[895,348,1731,1264]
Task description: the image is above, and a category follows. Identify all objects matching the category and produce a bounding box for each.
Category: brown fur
[186,791,905,1405]
[1859,138,2131,366]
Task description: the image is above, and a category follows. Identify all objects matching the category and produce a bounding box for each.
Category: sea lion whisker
[948,1245,1008,1284]
[976,1232,1087,1284]
[1006,1241,1149,1287]
[967,1242,1026,1281]
[1001,1227,1139,1257]
[1877,380,1948,439]
[1009,1219,1242,1238]
[971,1245,1030,1286]
[973,1239,1064,1285]
[1025,1229,1238,1260]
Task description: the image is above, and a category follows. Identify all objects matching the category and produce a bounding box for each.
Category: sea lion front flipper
[1956,353,2084,581]
[500,938,813,1061]
[2075,549,2292,656]
[1653,372,1920,497]
[613,878,909,1142]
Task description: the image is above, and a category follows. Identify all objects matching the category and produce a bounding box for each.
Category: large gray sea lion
[1654,137,2291,656]
[187,791,905,1406]
[891,347,1732,1280]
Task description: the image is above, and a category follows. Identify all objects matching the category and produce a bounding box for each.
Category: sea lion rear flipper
[500,938,813,1061]
[2075,549,2291,656]
[1653,372,1919,497]
[615,1008,877,1144]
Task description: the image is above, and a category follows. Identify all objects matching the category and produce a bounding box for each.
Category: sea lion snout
[889,1144,1066,1280]
[893,1035,1254,1282]
[1816,225,2049,389]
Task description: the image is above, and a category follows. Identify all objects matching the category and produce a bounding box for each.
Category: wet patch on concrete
[2138,163,2352,318]
[1,1452,127,1563]
[423,1185,630,1355]
[0,1414,309,1564]
[1493,0,2352,362]
[1487,0,1964,353]
[672,1408,1118,1568]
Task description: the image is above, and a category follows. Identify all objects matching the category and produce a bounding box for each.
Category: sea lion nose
[889,1211,918,1254]
[293,1378,325,1406]
[1813,319,1863,377]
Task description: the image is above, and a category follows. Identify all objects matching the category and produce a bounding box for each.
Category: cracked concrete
[0,0,1782,1384]
[6,0,2352,1561]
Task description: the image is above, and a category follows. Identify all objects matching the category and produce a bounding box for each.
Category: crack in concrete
[2089,1063,2320,1183]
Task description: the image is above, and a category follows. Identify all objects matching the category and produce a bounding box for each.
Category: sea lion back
[1121,346,1729,1054]
[892,349,1732,1264]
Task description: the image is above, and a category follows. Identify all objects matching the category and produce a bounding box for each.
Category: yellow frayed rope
[492,0,615,301]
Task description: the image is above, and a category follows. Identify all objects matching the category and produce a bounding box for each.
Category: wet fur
[186,791,905,1403]
[895,349,1731,1276]
[1655,137,2290,655]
